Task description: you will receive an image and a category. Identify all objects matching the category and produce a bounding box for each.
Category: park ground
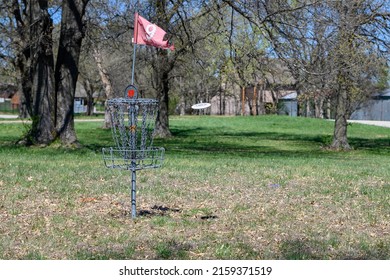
[0,115,389,259]
[2,114,390,128]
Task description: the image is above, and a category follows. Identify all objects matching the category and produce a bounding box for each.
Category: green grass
[0,115,389,259]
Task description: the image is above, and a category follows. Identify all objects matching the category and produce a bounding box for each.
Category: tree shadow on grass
[161,128,326,158]
[156,127,390,160]
[278,238,390,260]
[1,124,388,159]
[349,137,390,152]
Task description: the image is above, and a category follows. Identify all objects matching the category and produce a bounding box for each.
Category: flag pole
[131,44,137,85]
[131,13,139,85]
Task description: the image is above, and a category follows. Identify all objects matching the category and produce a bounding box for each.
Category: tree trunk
[11,0,32,119]
[55,0,89,146]
[154,65,172,138]
[179,93,185,116]
[15,53,32,119]
[27,0,56,145]
[305,99,311,117]
[252,86,257,116]
[326,99,331,119]
[83,78,94,116]
[314,95,324,118]
[258,83,266,115]
[222,84,226,115]
[205,87,210,115]
[92,47,114,128]
[330,87,351,150]
[151,1,172,137]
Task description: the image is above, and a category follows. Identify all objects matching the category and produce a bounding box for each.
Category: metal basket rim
[102,146,164,171]
[102,147,164,151]
[107,98,158,106]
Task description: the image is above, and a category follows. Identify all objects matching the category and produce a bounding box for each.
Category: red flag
[133,13,174,51]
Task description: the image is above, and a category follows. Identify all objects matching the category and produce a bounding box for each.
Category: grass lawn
[0,115,389,259]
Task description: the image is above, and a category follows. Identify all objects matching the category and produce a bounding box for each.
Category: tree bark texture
[82,78,94,116]
[55,0,89,146]
[258,84,266,115]
[154,54,172,137]
[329,3,356,150]
[179,93,185,116]
[15,52,32,119]
[11,0,32,119]
[331,86,351,150]
[92,47,114,129]
[152,0,172,138]
[314,95,324,119]
[28,0,56,144]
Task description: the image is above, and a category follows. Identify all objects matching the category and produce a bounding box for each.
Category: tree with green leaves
[326,0,389,149]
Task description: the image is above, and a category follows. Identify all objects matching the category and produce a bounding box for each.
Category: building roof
[75,82,88,98]
[280,92,297,100]
[373,89,390,99]
[75,82,103,99]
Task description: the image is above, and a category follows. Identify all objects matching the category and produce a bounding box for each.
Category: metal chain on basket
[102,87,165,218]
[104,98,163,170]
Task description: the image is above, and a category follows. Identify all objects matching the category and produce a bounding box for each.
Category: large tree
[4,0,90,146]
[326,0,389,149]
[8,0,56,145]
[55,0,90,146]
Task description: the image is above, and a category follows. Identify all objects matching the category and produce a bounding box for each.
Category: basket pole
[103,99,163,219]
[131,168,136,218]
[130,98,137,218]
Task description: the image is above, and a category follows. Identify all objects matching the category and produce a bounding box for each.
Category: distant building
[278,92,298,117]
[0,84,18,99]
[74,82,88,113]
[210,95,240,115]
[210,85,298,116]
[0,82,103,114]
[72,82,103,114]
[0,84,19,113]
[350,89,390,121]
[11,92,21,110]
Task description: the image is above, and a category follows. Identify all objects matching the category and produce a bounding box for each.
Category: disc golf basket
[102,86,164,218]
